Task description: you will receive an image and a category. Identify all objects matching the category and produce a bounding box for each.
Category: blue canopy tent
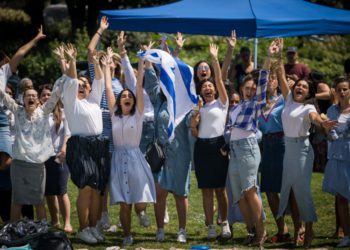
[100,0,350,67]
[100,0,350,38]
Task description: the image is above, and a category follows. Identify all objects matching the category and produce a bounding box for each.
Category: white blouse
[0,76,64,163]
[282,91,317,137]
[198,99,228,138]
[62,75,104,136]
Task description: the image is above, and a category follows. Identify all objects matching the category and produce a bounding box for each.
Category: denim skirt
[278,137,317,222]
[228,137,261,204]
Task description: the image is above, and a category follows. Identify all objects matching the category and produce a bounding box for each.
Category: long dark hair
[114,89,136,117]
[193,60,215,94]
[291,78,317,106]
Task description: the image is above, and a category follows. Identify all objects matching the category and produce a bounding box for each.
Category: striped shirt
[228,69,269,132]
[88,63,123,152]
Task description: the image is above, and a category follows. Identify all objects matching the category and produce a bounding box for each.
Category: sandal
[294,228,305,246]
[270,232,291,243]
[250,231,268,247]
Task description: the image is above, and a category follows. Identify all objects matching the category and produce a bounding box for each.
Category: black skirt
[194,136,229,188]
[45,156,69,196]
[66,135,110,193]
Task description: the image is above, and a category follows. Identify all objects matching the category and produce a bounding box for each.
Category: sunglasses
[198,65,210,71]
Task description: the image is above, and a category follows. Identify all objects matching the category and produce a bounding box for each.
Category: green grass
[61,172,338,249]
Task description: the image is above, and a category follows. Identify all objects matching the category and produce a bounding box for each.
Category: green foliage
[0,7,30,23]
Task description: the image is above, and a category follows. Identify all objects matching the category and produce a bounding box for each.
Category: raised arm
[52,45,67,74]
[10,25,46,73]
[42,77,64,115]
[276,39,289,100]
[136,58,144,113]
[222,30,236,82]
[0,88,18,114]
[87,16,109,64]
[172,32,185,58]
[209,43,228,104]
[65,43,77,79]
[101,53,116,116]
[118,31,137,92]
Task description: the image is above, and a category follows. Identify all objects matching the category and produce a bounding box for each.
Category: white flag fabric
[138,49,198,141]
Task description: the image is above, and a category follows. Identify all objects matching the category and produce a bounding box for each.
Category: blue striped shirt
[228,69,269,132]
[88,63,124,152]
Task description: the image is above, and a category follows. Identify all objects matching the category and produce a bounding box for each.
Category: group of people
[0,17,350,249]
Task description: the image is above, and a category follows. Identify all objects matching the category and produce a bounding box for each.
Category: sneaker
[156,228,165,242]
[164,206,169,224]
[177,228,187,243]
[123,235,134,246]
[138,211,151,227]
[221,220,232,239]
[76,227,97,244]
[90,226,104,241]
[100,211,110,230]
[337,236,350,248]
[207,224,217,239]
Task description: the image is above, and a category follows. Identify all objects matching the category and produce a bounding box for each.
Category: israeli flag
[138,49,198,141]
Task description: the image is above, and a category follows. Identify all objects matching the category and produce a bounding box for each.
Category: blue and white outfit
[278,91,317,222]
[109,109,156,204]
[228,69,269,204]
[323,105,350,200]
[121,55,155,154]
[144,67,192,197]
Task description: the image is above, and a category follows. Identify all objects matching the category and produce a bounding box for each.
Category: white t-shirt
[62,75,104,136]
[282,91,317,137]
[0,64,12,106]
[198,99,228,138]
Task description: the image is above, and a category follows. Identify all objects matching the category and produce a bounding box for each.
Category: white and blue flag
[138,49,198,141]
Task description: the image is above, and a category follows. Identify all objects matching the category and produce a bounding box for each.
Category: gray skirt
[11,159,46,205]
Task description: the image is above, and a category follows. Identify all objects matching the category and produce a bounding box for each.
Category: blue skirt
[0,126,12,157]
[260,134,285,193]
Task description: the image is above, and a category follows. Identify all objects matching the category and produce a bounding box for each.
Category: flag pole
[254,38,258,69]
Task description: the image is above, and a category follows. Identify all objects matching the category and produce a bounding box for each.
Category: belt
[263,131,284,139]
[197,135,224,143]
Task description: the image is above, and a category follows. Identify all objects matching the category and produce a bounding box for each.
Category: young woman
[259,67,289,243]
[0,70,64,222]
[276,39,336,248]
[322,77,350,248]
[62,44,109,244]
[190,43,231,239]
[227,40,278,247]
[38,80,72,233]
[102,50,156,246]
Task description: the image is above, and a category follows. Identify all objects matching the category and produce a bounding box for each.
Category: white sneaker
[100,211,110,230]
[156,228,165,242]
[177,228,187,243]
[123,235,134,246]
[207,224,217,239]
[221,220,232,239]
[164,206,169,224]
[90,226,104,241]
[138,211,151,227]
[76,227,97,244]
[337,236,350,248]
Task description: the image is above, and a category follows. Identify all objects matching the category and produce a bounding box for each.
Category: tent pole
[254,38,258,69]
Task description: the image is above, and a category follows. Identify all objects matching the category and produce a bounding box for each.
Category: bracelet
[96,31,102,36]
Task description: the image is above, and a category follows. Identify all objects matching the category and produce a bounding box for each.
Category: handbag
[145,141,165,173]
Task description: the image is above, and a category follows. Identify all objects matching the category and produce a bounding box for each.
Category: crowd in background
[0,17,350,249]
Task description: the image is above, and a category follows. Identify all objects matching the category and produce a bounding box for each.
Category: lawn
[64,171,340,250]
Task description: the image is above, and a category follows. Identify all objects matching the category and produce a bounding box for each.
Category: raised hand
[175,32,186,49]
[100,54,109,67]
[35,25,46,41]
[100,16,109,31]
[268,39,280,56]
[106,47,114,59]
[64,43,77,60]
[140,41,155,51]
[209,43,219,58]
[226,30,236,49]
[52,45,65,60]
[117,31,126,49]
